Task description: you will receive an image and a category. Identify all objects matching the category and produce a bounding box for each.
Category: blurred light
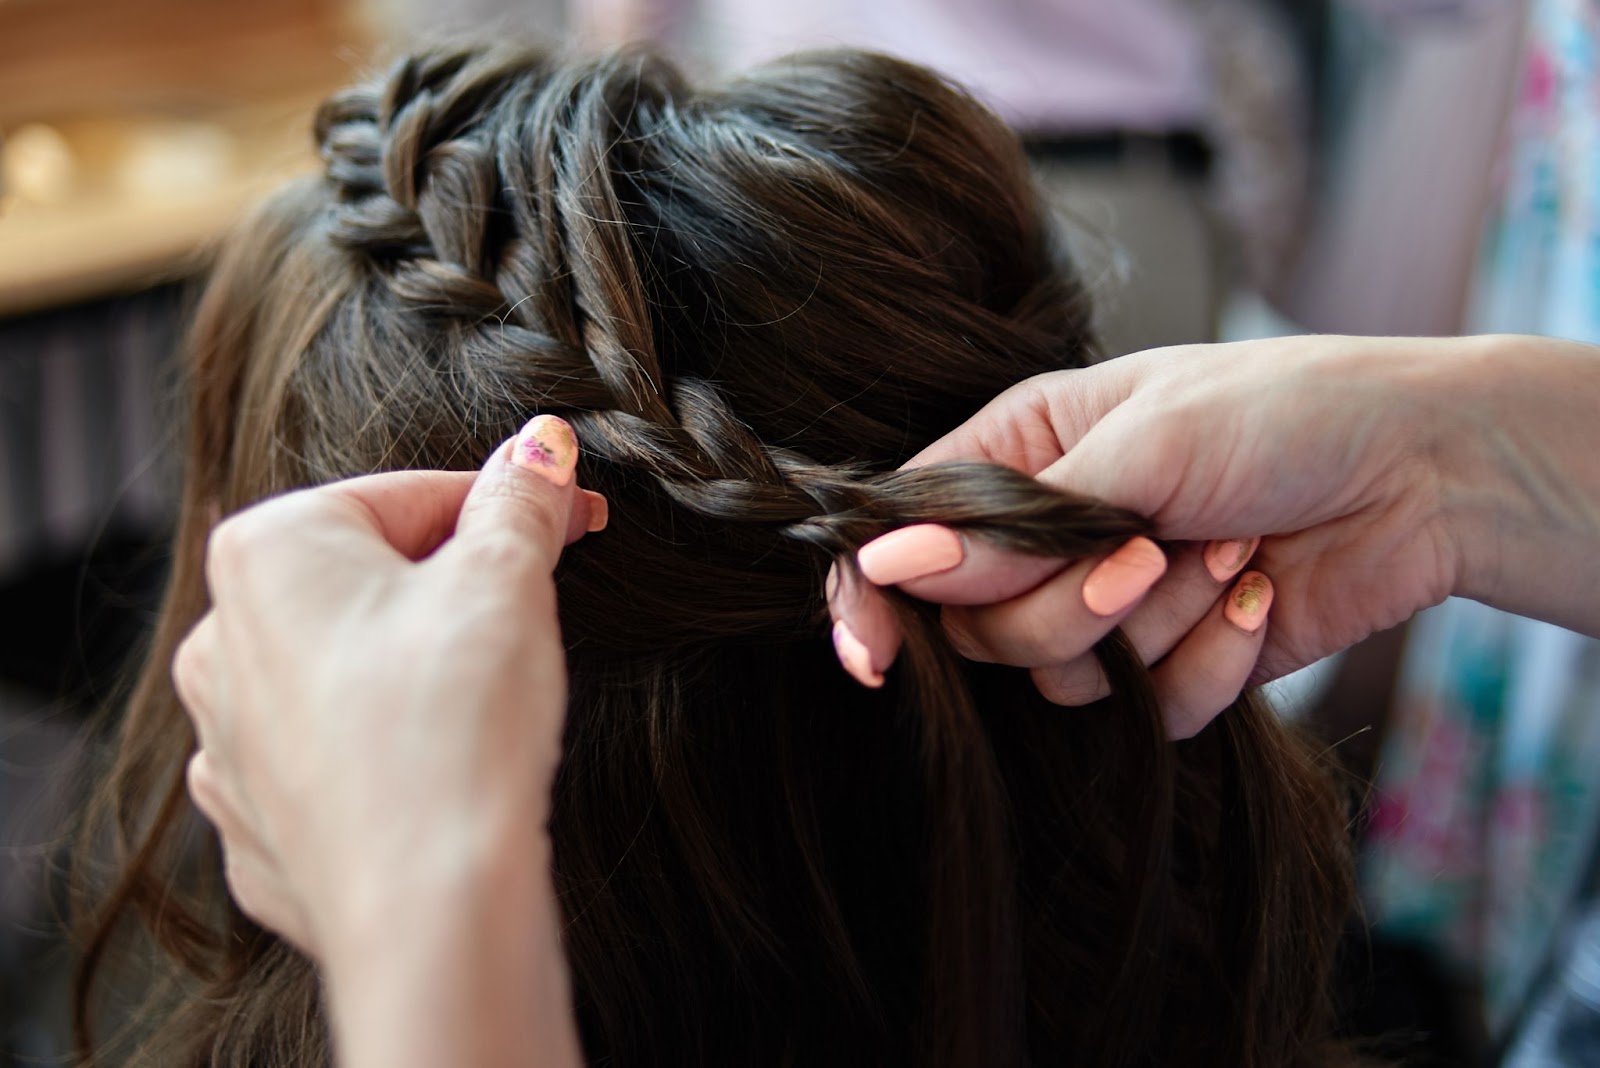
[113,121,238,202]
[1,123,78,206]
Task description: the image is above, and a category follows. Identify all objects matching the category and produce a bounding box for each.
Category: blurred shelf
[0,0,364,127]
[0,0,371,316]
[0,103,324,317]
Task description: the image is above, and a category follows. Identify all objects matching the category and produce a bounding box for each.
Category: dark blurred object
[0,284,182,1067]
[0,286,182,583]
[1335,927,1492,1068]
[0,533,170,702]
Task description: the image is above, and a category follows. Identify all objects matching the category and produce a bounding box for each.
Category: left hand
[173,415,603,958]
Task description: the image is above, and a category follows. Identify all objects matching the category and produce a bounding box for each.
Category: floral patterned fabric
[1361,0,1600,1049]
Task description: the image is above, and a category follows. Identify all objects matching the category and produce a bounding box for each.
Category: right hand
[829,334,1600,737]
[175,415,603,963]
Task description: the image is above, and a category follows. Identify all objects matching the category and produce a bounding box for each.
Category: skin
[173,334,1600,1065]
[831,334,1600,736]
[175,424,593,1068]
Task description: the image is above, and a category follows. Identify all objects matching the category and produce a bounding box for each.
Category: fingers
[828,533,1169,687]
[172,614,220,744]
[186,749,243,837]
[206,419,610,606]
[449,415,606,577]
[942,537,1169,667]
[1027,569,1272,738]
[1153,572,1274,739]
[318,470,480,560]
[825,563,901,688]
[1029,539,1258,703]
[830,517,1274,740]
[905,361,1142,473]
[206,472,481,599]
[859,524,1068,606]
[188,751,315,951]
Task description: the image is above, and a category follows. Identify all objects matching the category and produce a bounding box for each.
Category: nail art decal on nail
[1224,572,1273,634]
[514,414,578,485]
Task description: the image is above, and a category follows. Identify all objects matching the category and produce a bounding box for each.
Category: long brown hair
[73,42,1356,1067]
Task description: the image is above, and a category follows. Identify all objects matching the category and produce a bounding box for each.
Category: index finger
[858,524,1070,604]
[904,358,1141,473]
[203,470,480,602]
[321,469,481,559]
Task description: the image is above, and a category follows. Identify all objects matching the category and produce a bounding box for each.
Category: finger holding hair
[825,562,902,689]
[829,529,1170,687]
[1026,539,1259,705]
[939,536,1168,668]
[443,414,608,581]
[1151,571,1275,739]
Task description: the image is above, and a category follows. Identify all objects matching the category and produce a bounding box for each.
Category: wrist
[1434,334,1600,633]
[320,829,582,1068]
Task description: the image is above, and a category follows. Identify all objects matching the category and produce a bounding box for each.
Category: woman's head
[77,42,1355,1068]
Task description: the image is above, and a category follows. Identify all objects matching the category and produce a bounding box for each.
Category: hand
[829,335,1600,737]
[173,415,604,958]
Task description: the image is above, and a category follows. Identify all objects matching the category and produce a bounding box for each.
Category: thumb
[1035,404,1159,511]
[451,415,602,575]
[905,357,1141,475]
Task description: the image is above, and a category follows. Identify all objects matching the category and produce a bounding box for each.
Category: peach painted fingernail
[1203,536,1260,583]
[512,415,578,486]
[1224,571,1273,634]
[858,524,964,586]
[581,490,609,533]
[1081,537,1167,617]
[832,620,885,688]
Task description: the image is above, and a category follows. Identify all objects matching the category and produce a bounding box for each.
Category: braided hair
[74,43,1358,1068]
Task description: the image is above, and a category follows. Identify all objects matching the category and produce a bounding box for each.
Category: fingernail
[1203,536,1260,583]
[857,524,964,586]
[1081,537,1167,617]
[512,414,578,486]
[1224,571,1273,634]
[581,490,609,533]
[832,620,885,688]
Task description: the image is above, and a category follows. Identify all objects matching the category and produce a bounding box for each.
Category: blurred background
[3,1,1597,1065]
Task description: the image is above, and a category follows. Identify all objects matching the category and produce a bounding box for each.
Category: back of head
[75,42,1356,1068]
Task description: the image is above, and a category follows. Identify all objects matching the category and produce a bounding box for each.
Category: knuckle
[205,514,259,577]
[941,608,994,663]
[1155,669,1247,739]
[185,753,225,823]
[171,631,209,701]
[171,639,199,701]
[203,510,286,596]
[222,855,275,928]
[1006,601,1076,665]
[461,527,545,576]
[1162,696,1224,741]
[1031,662,1108,706]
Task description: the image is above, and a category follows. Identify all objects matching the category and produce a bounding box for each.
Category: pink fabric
[696,0,1210,132]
